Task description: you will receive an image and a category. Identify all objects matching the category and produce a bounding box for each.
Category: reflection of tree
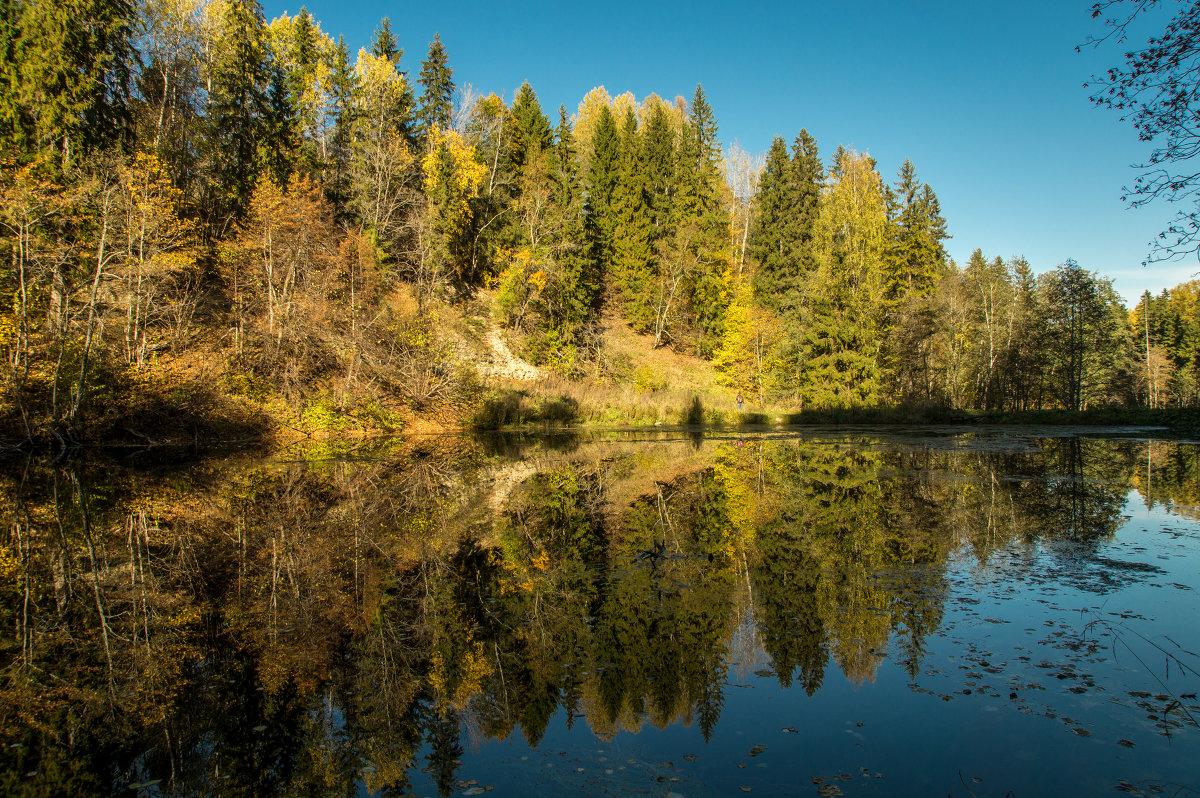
[0,432,1156,794]
[1011,438,1133,554]
[1132,441,1200,517]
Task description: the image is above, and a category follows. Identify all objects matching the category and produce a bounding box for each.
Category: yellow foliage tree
[714,279,781,406]
[118,152,197,366]
[419,127,486,298]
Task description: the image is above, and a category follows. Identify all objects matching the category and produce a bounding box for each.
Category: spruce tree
[749,136,796,313]
[748,129,821,401]
[203,0,272,228]
[673,85,722,227]
[371,17,400,62]
[264,62,296,187]
[547,106,594,340]
[510,81,552,173]
[3,0,138,164]
[368,16,415,144]
[884,158,947,303]
[584,105,619,294]
[674,84,730,355]
[326,35,356,215]
[611,107,654,327]
[416,33,454,142]
[746,136,795,390]
[642,101,676,246]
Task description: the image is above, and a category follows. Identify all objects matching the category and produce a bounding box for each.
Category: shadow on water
[0,430,1196,795]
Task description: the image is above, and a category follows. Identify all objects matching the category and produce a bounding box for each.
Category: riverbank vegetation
[3,0,1198,448]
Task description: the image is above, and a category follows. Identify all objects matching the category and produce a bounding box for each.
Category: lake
[1,427,1197,796]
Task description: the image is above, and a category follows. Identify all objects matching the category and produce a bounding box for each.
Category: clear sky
[263,0,1200,305]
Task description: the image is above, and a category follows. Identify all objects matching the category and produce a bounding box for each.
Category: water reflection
[0,431,1191,795]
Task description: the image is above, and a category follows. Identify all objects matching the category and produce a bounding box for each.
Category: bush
[634,365,668,392]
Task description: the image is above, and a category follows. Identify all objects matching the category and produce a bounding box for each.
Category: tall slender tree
[416,33,454,144]
[203,0,273,230]
[584,104,619,295]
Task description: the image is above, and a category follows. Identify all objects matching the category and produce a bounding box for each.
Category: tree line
[0,0,1189,445]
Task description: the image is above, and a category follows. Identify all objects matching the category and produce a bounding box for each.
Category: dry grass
[470,317,745,428]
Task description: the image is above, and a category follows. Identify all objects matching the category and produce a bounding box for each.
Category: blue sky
[265,0,1200,304]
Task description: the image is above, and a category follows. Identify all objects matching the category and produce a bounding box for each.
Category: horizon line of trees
[0,0,1193,444]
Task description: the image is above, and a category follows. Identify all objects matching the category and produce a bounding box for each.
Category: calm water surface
[1,428,1197,797]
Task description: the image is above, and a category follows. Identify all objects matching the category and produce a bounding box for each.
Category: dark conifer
[584,105,620,295]
[612,107,654,325]
[371,17,400,63]
[416,33,455,142]
[510,81,552,172]
[204,0,272,227]
[2,0,138,163]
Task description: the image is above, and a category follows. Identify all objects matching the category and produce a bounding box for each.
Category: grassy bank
[470,382,1200,435]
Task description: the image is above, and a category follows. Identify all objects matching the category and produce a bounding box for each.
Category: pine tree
[416,33,454,143]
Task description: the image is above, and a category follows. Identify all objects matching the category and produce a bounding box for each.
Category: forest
[3,0,1199,446]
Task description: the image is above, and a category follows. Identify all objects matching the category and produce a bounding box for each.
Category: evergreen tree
[2,0,138,164]
[749,135,818,316]
[584,104,619,295]
[263,61,297,187]
[674,85,731,356]
[510,81,552,174]
[371,16,400,62]
[368,17,415,144]
[326,35,356,215]
[611,107,654,327]
[641,100,676,245]
[416,33,454,143]
[1041,260,1129,410]
[799,148,889,407]
[748,131,821,400]
[673,85,723,227]
[884,159,948,302]
[549,105,594,323]
[203,0,272,229]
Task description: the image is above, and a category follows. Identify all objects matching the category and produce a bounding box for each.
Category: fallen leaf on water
[1118,739,1135,748]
